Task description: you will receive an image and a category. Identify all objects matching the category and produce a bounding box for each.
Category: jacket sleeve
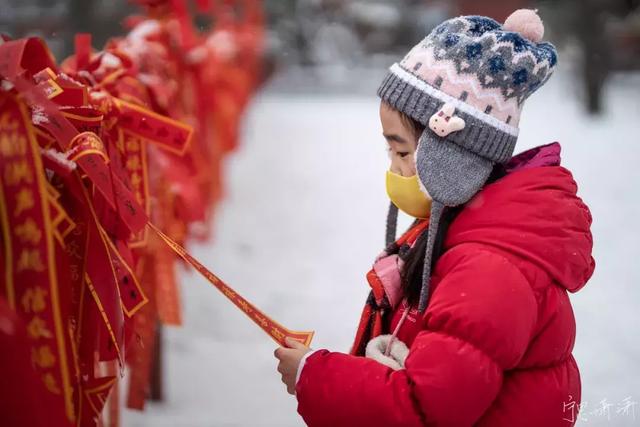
[295,248,538,427]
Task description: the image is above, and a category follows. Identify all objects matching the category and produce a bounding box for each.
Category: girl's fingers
[274,347,299,394]
[279,372,295,394]
[274,346,287,359]
[284,337,307,350]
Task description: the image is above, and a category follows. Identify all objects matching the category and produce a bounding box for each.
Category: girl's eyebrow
[383,133,408,144]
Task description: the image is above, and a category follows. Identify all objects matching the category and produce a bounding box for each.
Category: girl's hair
[399,208,460,307]
[396,107,426,140]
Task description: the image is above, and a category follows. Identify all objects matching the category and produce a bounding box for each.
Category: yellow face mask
[385,170,432,219]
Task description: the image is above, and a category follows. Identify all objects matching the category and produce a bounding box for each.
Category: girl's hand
[274,337,311,395]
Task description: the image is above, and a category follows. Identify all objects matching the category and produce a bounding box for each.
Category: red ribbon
[0,93,75,425]
[148,223,314,347]
[0,39,149,234]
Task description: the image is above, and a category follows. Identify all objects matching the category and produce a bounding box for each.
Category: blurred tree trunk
[576,0,610,114]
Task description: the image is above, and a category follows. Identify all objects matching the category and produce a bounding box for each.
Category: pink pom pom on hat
[503,8,545,42]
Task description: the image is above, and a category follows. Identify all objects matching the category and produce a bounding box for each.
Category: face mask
[385,170,432,219]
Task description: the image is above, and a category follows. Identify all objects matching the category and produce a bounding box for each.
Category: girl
[275,9,594,427]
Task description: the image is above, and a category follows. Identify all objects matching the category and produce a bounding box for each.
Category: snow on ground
[123,68,640,426]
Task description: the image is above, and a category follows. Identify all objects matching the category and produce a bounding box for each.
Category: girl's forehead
[380,104,404,128]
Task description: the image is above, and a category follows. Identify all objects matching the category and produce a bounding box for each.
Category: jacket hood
[445,143,595,292]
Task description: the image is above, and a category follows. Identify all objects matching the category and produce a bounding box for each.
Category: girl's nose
[390,157,417,177]
[389,160,402,175]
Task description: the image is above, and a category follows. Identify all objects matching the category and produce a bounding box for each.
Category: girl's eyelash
[386,146,410,158]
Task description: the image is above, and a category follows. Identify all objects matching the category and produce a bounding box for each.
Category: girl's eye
[398,152,410,158]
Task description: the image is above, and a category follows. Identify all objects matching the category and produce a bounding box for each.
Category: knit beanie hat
[377,9,558,312]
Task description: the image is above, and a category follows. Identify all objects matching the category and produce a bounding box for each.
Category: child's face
[379,102,419,177]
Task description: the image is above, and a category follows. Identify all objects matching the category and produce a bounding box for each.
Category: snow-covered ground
[123,68,640,426]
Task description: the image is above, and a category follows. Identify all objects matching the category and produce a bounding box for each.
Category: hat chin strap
[385,202,399,248]
[418,200,445,313]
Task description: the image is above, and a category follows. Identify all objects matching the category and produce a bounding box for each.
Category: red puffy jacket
[295,143,595,426]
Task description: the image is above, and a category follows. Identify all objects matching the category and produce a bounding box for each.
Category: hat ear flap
[416,130,493,207]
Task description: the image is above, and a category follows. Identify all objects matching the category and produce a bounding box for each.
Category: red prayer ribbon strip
[148,222,315,347]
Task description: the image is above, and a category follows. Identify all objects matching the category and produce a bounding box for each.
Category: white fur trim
[295,349,319,385]
[365,335,409,370]
[412,148,432,199]
[389,63,520,137]
[417,176,431,199]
